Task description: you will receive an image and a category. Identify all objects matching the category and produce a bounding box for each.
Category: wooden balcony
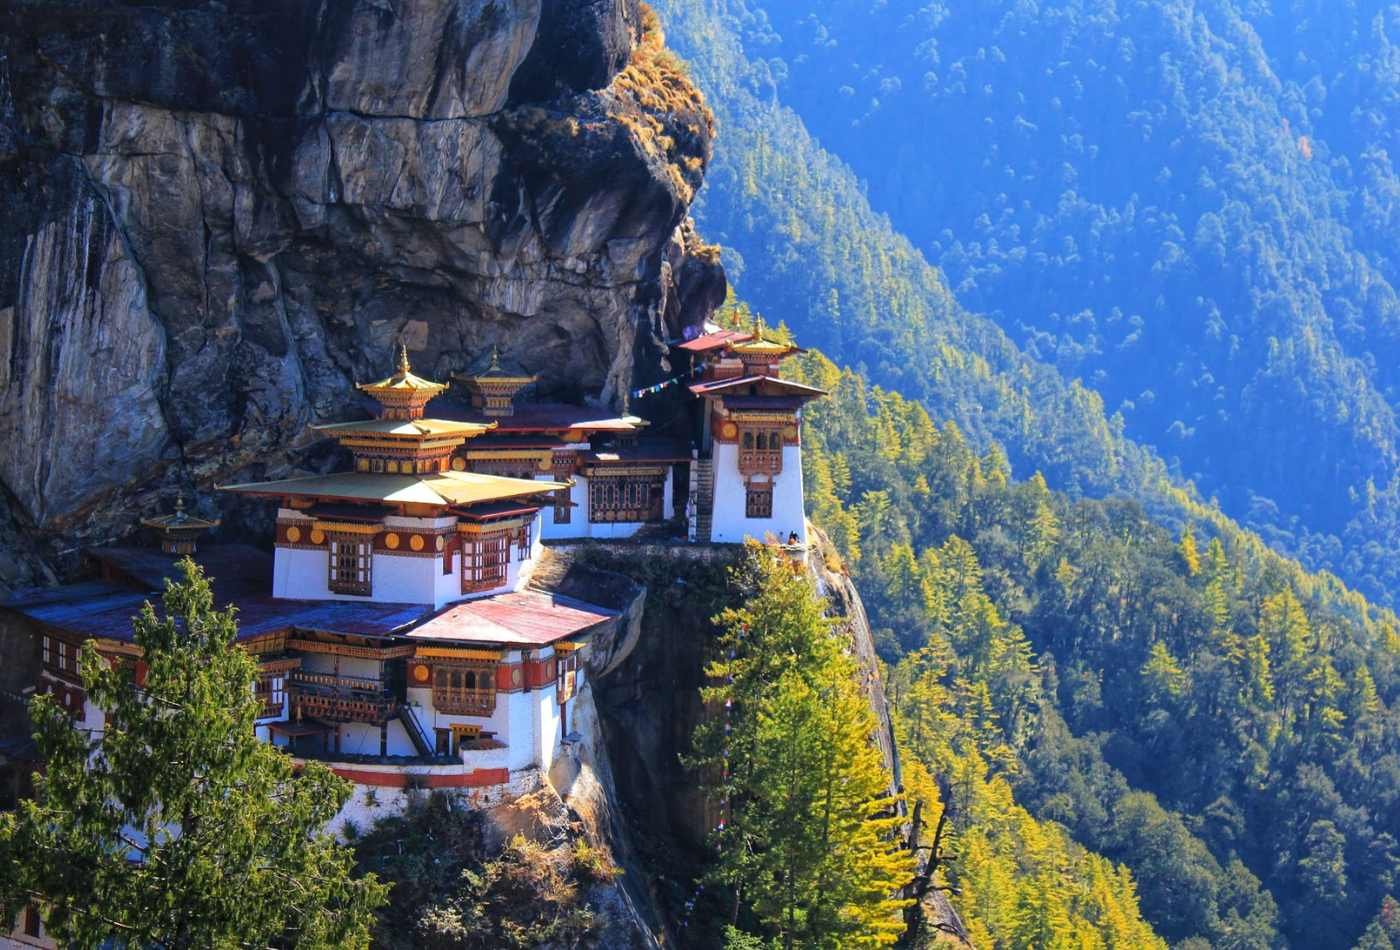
[289,670,384,693]
[292,690,397,724]
[738,450,783,476]
[432,687,496,716]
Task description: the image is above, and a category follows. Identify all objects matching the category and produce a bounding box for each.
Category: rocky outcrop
[0,0,722,592]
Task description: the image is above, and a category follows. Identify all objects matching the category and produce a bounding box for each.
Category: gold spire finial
[396,342,410,376]
[174,495,187,520]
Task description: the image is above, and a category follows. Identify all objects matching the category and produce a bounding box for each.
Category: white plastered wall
[273,512,545,608]
[539,470,676,541]
[709,442,807,545]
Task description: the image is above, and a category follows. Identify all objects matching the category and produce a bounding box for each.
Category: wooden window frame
[432,664,497,715]
[254,672,286,719]
[553,487,572,524]
[746,483,774,519]
[461,530,510,593]
[556,653,579,704]
[588,473,665,523]
[738,427,785,476]
[517,518,533,557]
[327,535,373,596]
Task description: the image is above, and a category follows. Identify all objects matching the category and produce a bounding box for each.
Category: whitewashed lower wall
[709,443,807,546]
[540,470,677,541]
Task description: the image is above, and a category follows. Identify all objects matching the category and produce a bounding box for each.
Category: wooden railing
[292,691,397,724]
[432,687,496,715]
[289,670,384,693]
[738,450,783,476]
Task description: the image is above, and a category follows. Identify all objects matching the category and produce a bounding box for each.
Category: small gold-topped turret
[454,346,538,417]
[729,320,799,373]
[142,495,220,555]
[357,344,449,420]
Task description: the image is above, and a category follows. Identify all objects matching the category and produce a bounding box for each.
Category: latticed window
[588,473,665,523]
[746,483,774,518]
[432,664,497,714]
[739,427,785,476]
[553,487,572,524]
[517,519,533,556]
[328,536,372,595]
[461,530,510,593]
[254,673,286,719]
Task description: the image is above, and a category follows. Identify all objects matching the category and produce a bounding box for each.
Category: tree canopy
[786,345,1400,948]
[0,559,386,948]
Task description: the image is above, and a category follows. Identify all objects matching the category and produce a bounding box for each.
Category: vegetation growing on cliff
[0,561,386,948]
[353,792,615,950]
[608,4,716,204]
[788,347,1400,948]
[690,544,914,947]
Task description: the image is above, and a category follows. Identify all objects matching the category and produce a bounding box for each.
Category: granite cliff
[0,0,724,593]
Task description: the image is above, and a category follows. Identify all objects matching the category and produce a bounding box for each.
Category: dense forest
[687,541,1166,948]
[654,0,1400,612]
[771,332,1400,948]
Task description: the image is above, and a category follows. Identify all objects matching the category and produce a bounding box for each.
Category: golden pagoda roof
[312,418,495,438]
[730,337,797,357]
[140,496,220,532]
[218,470,569,508]
[455,347,537,386]
[357,345,449,398]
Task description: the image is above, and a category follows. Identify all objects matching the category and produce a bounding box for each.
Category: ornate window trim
[745,482,774,519]
[587,471,665,523]
[461,529,510,593]
[739,427,785,475]
[327,533,373,595]
[254,671,287,719]
[432,663,497,714]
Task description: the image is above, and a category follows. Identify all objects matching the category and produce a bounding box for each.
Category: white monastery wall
[709,443,807,546]
[540,472,677,541]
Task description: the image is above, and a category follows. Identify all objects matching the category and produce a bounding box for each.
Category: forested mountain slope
[780,340,1400,949]
[655,0,1400,610]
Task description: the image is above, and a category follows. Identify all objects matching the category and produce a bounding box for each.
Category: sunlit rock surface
[0,0,721,591]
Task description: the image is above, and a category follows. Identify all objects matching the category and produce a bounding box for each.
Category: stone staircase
[693,457,714,542]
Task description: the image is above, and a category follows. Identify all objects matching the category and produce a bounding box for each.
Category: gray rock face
[0,0,722,591]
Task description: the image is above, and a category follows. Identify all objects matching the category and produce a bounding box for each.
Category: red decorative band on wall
[329,767,510,789]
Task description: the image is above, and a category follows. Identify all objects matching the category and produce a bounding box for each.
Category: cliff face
[0,0,723,593]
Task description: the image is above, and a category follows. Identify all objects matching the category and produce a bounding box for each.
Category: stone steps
[694,458,714,543]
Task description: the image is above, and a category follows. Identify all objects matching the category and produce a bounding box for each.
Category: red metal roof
[405,590,616,647]
[675,329,755,353]
[689,375,828,399]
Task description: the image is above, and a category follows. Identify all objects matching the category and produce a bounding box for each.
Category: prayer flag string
[630,364,704,400]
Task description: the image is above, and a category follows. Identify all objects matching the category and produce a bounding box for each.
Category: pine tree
[0,560,387,947]
[1178,525,1202,577]
[692,543,913,947]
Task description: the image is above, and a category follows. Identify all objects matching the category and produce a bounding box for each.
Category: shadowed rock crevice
[0,0,722,592]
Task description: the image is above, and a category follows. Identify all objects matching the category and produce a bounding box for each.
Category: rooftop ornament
[141,495,220,555]
[357,344,449,420]
[454,346,538,417]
